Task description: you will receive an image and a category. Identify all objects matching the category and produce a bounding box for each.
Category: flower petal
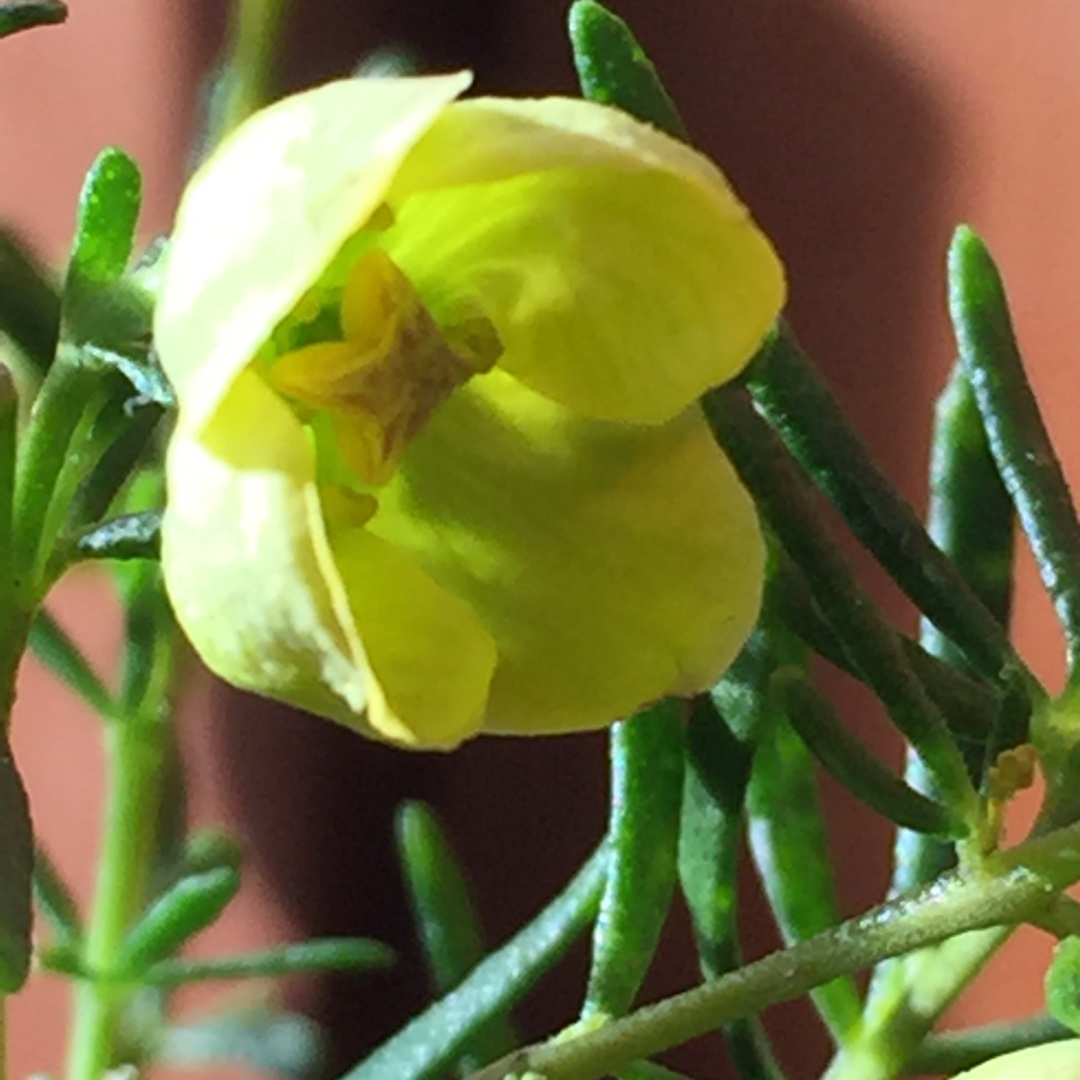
[327,521,498,748]
[164,368,497,748]
[369,370,765,734]
[162,369,372,728]
[383,97,784,423]
[155,72,472,435]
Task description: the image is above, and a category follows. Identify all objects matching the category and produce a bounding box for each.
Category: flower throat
[269,248,502,486]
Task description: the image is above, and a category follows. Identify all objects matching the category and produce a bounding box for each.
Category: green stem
[824,928,1008,1080]
[469,850,1064,1080]
[65,714,170,1080]
[904,1016,1071,1076]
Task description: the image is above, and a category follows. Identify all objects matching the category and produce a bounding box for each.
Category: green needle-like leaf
[743,626,860,1046]
[28,609,115,718]
[568,1,687,139]
[341,845,607,1080]
[0,228,60,376]
[894,363,1017,895]
[33,844,82,948]
[114,865,240,976]
[747,322,1018,685]
[396,801,518,1072]
[583,700,684,1019]
[773,668,958,837]
[950,226,1080,682]
[705,384,979,829]
[0,735,32,991]
[141,938,394,986]
[0,0,66,38]
[680,693,787,1079]
[68,148,141,291]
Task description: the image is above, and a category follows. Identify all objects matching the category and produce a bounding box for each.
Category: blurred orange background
[1,2,1077,1078]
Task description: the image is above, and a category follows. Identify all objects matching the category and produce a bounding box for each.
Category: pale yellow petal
[155,72,472,435]
[369,369,764,734]
[380,97,783,423]
[326,521,498,748]
[162,368,375,730]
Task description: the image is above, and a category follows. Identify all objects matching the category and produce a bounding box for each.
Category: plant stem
[65,713,170,1080]
[467,817,1080,1080]
[904,1015,1071,1076]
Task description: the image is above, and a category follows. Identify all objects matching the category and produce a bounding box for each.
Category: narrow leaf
[704,384,978,826]
[895,363,1016,894]
[29,609,115,717]
[68,148,141,289]
[679,695,787,1079]
[396,802,518,1071]
[774,668,958,837]
[341,845,607,1080]
[115,865,239,976]
[142,938,394,986]
[0,0,66,38]
[583,701,684,1018]
[747,667,861,1043]
[949,226,1080,680]
[33,844,81,947]
[0,227,59,376]
[747,322,1017,684]
[568,1,687,139]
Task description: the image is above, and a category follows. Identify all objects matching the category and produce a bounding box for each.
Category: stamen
[269,249,503,486]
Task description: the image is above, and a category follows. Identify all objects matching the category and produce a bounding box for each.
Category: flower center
[269,249,502,486]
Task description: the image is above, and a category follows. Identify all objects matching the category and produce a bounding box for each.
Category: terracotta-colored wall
[1,3,1076,1078]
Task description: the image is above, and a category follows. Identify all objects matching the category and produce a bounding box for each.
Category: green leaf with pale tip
[0,737,32,991]
[68,148,142,289]
[0,0,66,38]
[569,1,686,139]
[74,510,162,562]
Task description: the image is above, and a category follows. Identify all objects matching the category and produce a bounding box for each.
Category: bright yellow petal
[162,369,373,729]
[382,97,784,423]
[369,369,764,734]
[155,72,472,435]
[326,521,498,748]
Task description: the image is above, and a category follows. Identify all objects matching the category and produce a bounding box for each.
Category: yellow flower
[155,73,784,748]
[948,1040,1080,1078]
